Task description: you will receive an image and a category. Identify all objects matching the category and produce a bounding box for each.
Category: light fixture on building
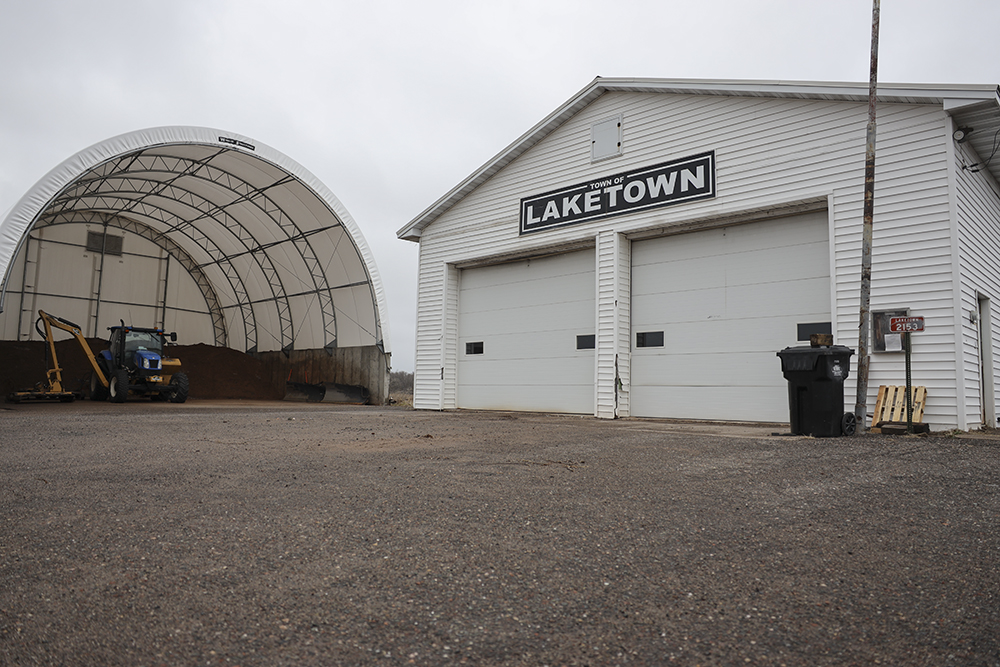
[953,126,974,143]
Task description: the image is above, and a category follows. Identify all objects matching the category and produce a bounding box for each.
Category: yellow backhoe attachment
[6,310,107,403]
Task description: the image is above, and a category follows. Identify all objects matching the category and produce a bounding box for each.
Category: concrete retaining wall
[253,346,390,405]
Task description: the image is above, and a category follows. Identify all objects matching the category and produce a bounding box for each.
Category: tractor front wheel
[169,372,189,404]
[109,369,129,403]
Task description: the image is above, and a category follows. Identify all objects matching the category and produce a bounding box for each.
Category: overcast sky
[1,0,997,371]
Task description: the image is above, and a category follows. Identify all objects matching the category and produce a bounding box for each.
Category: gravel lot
[1,400,998,666]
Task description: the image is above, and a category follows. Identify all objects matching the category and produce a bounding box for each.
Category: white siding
[616,234,632,417]
[831,111,958,430]
[413,91,961,426]
[442,263,460,410]
[412,246,445,410]
[596,231,630,418]
[955,139,1000,428]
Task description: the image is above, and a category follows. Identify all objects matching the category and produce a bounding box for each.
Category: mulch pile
[0,339,281,401]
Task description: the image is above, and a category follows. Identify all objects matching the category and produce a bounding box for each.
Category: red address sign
[889,316,924,333]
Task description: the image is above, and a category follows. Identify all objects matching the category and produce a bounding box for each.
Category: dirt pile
[0,339,282,401]
[172,343,282,400]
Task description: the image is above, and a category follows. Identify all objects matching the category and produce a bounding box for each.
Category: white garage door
[458,249,595,413]
[630,211,831,422]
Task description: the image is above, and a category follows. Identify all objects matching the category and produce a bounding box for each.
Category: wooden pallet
[871,385,927,432]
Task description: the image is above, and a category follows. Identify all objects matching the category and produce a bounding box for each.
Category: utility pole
[854,0,880,428]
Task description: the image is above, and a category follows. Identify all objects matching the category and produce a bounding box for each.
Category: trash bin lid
[777,345,854,372]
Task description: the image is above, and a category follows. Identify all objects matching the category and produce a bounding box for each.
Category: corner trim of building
[944,113,970,430]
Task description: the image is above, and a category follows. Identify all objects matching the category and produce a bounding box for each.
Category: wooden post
[905,331,913,433]
[854,0,881,429]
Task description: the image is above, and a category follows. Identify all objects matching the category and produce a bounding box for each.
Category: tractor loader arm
[37,310,108,388]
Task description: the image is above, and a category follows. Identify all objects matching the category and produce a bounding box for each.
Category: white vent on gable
[591,114,622,162]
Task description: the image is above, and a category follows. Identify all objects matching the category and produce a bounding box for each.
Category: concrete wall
[253,346,390,405]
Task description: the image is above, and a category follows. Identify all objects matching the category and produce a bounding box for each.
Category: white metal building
[398,78,1000,431]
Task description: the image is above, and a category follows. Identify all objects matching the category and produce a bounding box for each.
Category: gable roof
[398,77,1000,242]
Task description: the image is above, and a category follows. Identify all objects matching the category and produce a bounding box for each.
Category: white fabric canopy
[0,126,390,355]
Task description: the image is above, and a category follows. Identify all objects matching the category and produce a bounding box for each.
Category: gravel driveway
[1,401,998,665]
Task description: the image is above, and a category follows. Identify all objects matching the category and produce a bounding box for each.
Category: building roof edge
[397,77,1000,240]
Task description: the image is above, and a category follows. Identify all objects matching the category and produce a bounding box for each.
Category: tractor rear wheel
[109,369,129,403]
[169,372,189,404]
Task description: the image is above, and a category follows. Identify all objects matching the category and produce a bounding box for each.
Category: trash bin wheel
[841,412,858,436]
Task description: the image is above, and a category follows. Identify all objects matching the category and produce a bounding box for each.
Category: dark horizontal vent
[86,231,123,256]
[797,322,832,341]
[636,331,664,348]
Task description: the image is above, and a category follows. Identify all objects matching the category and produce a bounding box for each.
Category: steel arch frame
[51,149,345,349]
[34,211,229,346]
[38,198,259,351]
[46,178,297,352]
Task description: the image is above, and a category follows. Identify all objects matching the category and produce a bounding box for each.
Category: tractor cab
[108,327,169,378]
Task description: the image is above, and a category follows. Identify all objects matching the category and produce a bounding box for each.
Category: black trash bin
[777,344,856,437]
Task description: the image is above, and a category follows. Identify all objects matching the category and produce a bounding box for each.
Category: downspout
[943,116,970,430]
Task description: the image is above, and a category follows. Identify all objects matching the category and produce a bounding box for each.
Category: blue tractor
[90,322,189,403]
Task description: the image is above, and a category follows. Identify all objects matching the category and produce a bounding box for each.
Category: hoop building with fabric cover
[0,127,390,401]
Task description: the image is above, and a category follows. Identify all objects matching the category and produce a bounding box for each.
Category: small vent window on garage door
[636,331,664,347]
[630,210,831,422]
[458,248,596,414]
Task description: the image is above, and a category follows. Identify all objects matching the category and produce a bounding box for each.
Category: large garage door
[631,211,830,422]
[458,249,595,413]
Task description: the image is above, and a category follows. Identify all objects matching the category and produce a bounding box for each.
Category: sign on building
[520,151,716,234]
